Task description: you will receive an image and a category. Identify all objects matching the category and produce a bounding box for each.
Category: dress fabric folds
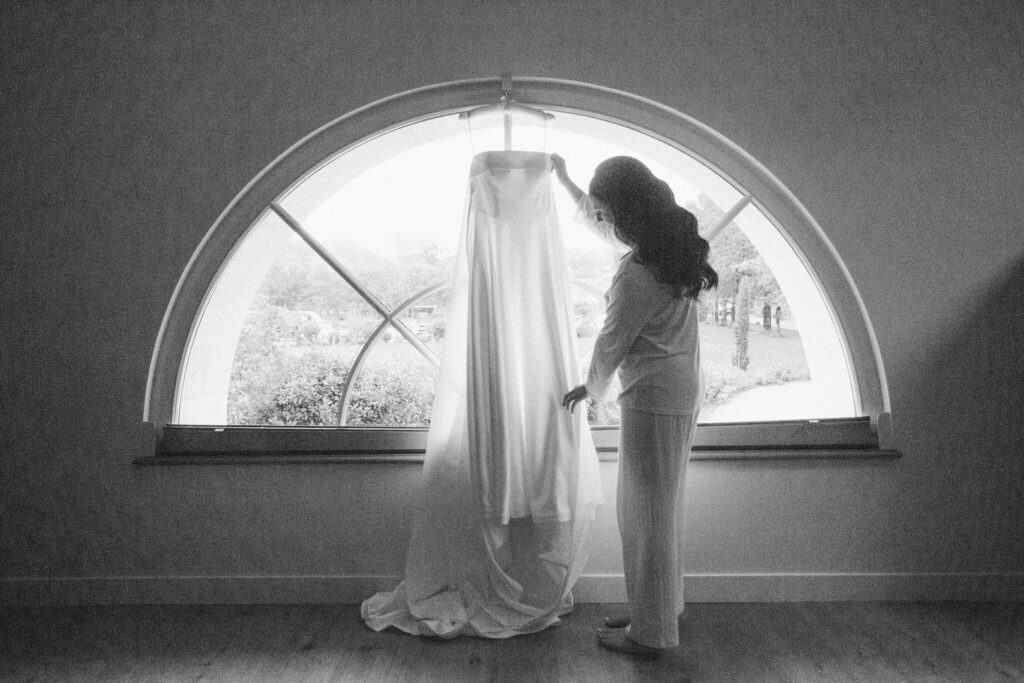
[361,151,602,638]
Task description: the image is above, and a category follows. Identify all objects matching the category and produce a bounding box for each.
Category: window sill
[134,448,899,466]
[137,416,898,465]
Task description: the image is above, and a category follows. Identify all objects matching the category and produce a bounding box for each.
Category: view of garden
[223,202,809,427]
[171,110,854,429]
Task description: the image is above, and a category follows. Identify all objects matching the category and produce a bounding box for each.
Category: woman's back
[608,256,703,416]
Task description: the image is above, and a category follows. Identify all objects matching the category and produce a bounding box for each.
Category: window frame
[142,77,895,463]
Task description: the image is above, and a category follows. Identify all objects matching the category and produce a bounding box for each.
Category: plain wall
[2,0,1022,603]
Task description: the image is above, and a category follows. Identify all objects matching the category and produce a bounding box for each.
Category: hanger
[460,74,554,151]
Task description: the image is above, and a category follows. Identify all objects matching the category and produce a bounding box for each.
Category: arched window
[145,79,893,461]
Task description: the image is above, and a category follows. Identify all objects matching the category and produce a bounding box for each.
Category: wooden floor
[1,602,1022,682]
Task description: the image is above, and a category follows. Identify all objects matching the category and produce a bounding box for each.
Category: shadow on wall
[909,253,1024,459]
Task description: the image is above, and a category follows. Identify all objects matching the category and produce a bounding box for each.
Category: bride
[554,153,717,655]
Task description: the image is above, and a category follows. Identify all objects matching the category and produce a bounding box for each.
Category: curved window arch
[146,78,891,459]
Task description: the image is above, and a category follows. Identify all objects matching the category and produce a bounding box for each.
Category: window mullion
[386,318,441,366]
[270,203,438,356]
[336,317,392,425]
[336,311,442,427]
[388,284,448,368]
[271,202,448,428]
[269,203,393,318]
[703,194,752,244]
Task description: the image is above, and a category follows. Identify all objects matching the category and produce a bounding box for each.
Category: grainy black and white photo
[1,1,1022,680]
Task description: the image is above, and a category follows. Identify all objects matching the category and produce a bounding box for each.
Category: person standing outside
[552,154,717,655]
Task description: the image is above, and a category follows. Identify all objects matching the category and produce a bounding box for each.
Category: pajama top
[576,195,704,416]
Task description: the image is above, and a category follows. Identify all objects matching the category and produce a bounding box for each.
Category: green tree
[731,270,752,370]
[705,220,787,369]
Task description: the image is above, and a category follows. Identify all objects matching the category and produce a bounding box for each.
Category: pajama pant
[618,407,699,649]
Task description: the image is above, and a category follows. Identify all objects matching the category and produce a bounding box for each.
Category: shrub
[228,343,809,428]
[244,353,349,425]
[703,362,809,408]
[231,349,436,426]
[587,397,620,425]
[346,365,435,426]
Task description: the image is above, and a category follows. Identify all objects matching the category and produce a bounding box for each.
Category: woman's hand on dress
[550,153,567,180]
[550,154,583,203]
[562,385,589,413]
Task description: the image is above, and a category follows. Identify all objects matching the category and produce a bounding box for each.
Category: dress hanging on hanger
[361,124,601,637]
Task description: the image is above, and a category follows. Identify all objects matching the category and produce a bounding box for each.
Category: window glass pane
[176,110,859,428]
[344,329,439,427]
[700,204,855,422]
[278,117,466,310]
[177,211,370,425]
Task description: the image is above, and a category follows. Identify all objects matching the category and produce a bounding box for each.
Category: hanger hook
[501,72,513,102]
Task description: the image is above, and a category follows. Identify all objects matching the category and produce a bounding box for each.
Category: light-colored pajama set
[577,195,704,649]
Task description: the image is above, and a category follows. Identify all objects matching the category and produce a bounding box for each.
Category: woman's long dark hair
[589,156,718,299]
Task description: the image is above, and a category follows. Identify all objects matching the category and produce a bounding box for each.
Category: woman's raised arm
[550,154,584,203]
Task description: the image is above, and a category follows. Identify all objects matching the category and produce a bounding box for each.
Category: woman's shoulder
[621,253,658,277]
[615,254,669,293]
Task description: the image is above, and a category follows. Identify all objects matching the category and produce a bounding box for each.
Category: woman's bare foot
[603,615,631,628]
[597,628,659,656]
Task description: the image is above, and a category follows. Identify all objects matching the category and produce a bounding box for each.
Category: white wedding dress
[361,151,602,638]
